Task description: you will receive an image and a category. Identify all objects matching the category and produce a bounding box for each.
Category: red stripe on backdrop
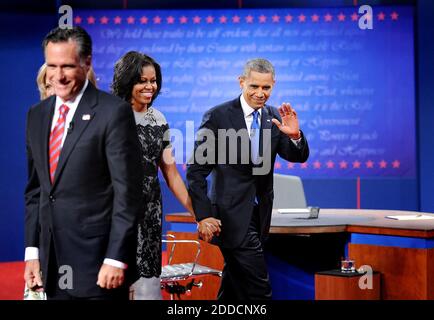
[0,258,172,300]
[0,262,24,300]
[357,176,361,209]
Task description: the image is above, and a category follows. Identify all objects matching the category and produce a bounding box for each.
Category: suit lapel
[51,84,97,189]
[260,105,273,158]
[228,97,251,164]
[40,97,56,189]
[228,97,248,132]
[260,105,273,131]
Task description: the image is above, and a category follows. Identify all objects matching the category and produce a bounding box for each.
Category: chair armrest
[162,239,201,277]
[162,234,176,264]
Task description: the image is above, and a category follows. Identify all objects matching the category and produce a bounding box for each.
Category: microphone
[67,121,74,134]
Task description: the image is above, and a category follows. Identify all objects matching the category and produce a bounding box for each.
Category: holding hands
[271,102,301,140]
[197,217,221,242]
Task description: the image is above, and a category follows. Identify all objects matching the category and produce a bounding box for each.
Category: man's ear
[238,76,245,89]
[84,55,92,69]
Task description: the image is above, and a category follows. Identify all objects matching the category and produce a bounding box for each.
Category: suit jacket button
[49,195,55,203]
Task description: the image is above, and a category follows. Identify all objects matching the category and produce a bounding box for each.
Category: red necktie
[49,104,70,183]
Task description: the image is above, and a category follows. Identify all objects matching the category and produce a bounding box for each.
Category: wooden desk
[166,209,434,300]
[270,209,434,237]
[274,209,434,299]
[315,270,381,300]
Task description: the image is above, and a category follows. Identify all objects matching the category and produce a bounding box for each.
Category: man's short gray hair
[242,58,275,79]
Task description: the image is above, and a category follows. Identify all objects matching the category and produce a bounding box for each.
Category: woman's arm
[159,148,193,214]
[159,148,221,241]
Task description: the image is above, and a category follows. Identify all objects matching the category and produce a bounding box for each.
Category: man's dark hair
[42,26,92,61]
[111,51,162,105]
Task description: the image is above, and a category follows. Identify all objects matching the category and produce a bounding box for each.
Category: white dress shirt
[240,94,262,137]
[25,79,127,270]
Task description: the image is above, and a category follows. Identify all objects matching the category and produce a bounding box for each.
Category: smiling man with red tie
[23,26,143,300]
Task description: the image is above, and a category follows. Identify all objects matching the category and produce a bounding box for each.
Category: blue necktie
[250,110,260,164]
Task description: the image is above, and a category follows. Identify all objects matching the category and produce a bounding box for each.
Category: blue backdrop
[0,13,56,262]
[81,7,416,179]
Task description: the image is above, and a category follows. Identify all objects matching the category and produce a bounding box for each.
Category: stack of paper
[277,208,311,214]
[385,214,434,220]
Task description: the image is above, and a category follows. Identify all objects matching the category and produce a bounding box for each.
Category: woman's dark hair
[111,51,162,105]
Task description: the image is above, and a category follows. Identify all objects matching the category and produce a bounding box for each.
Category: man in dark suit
[187,58,309,300]
[23,27,143,300]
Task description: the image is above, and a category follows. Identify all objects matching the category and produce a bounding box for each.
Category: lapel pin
[82,114,91,121]
[267,119,271,122]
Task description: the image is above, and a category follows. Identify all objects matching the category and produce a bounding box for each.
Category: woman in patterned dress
[111,51,220,299]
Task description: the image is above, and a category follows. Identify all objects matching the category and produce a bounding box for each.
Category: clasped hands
[197,217,222,242]
[96,264,125,289]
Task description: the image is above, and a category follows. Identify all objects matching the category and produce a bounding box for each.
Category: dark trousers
[45,239,129,300]
[47,285,129,300]
[217,207,272,300]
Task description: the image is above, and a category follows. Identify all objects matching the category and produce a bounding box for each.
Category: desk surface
[166,209,434,238]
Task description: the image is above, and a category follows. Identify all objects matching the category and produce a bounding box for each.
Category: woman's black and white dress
[130,106,170,300]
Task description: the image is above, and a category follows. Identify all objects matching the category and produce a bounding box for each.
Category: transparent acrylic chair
[161,234,222,300]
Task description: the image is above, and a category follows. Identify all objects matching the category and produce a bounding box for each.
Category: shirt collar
[240,94,262,118]
[55,79,89,111]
